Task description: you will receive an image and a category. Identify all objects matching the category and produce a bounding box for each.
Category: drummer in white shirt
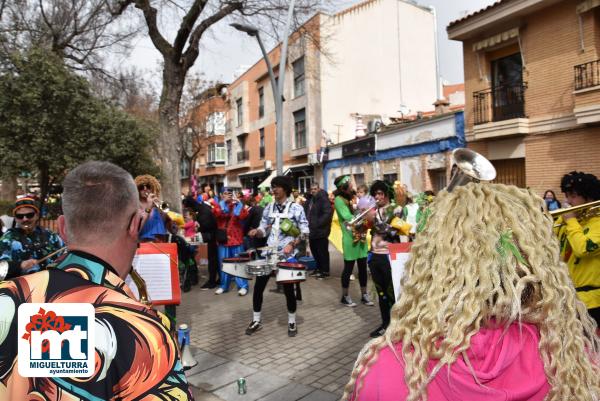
[247,175,309,337]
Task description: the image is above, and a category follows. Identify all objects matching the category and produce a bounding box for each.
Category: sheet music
[390,252,410,301]
[125,254,173,302]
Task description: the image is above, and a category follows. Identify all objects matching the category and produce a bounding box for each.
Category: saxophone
[130,268,152,306]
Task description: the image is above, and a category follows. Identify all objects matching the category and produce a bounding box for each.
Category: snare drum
[222,257,252,279]
[276,262,306,284]
[238,249,257,260]
[245,259,273,277]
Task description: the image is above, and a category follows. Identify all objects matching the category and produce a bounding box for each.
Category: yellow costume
[329,210,344,254]
[555,215,600,309]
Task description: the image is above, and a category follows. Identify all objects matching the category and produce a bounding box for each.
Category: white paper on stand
[389,252,410,301]
[125,253,173,302]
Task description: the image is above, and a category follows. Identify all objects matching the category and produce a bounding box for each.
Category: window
[259,128,265,159]
[293,108,307,149]
[208,143,226,163]
[298,176,313,193]
[258,87,264,118]
[491,158,525,187]
[293,57,305,97]
[180,158,190,178]
[226,140,232,164]
[383,173,398,183]
[428,169,447,194]
[353,173,365,186]
[206,112,226,135]
[236,98,243,127]
[237,136,248,162]
[491,53,524,121]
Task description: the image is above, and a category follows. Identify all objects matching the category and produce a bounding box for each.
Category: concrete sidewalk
[178,244,380,401]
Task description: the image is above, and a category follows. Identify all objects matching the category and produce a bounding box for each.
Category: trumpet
[550,200,600,228]
[344,205,377,231]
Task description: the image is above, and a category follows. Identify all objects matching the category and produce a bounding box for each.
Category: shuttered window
[491,158,526,187]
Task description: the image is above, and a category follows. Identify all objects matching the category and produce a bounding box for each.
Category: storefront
[323,111,465,194]
[238,169,271,194]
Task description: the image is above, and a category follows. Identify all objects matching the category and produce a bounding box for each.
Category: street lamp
[230,1,295,177]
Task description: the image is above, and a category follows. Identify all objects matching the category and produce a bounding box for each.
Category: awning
[258,171,277,189]
[577,0,600,13]
[283,163,312,176]
[472,27,519,52]
[238,169,268,179]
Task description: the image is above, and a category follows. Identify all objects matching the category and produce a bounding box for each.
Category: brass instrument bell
[446,148,497,192]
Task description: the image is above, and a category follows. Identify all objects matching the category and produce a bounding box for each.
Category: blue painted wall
[323,111,465,191]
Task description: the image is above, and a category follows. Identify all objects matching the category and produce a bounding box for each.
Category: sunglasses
[15,212,36,219]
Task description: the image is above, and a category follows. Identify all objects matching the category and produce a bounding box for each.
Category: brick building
[223,0,438,193]
[182,83,228,195]
[448,0,600,199]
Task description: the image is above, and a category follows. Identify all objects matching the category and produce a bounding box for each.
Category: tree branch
[132,0,172,58]
[172,0,206,56]
[182,1,242,70]
[105,0,133,16]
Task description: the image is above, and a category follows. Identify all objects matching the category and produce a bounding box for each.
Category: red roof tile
[447,0,513,28]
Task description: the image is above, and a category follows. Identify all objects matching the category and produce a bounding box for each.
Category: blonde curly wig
[343,183,600,401]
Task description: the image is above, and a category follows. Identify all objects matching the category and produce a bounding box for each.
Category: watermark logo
[18,303,94,377]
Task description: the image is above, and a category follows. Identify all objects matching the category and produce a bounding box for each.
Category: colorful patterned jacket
[0,250,194,401]
[0,226,63,279]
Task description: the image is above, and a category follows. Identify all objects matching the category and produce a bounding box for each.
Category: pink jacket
[353,322,549,401]
[183,220,196,238]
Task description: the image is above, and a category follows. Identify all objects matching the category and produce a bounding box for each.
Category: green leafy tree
[0,48,158,206]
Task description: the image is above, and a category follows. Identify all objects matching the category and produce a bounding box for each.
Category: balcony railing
[237,150,249,162]
[574,59,600,90]
[473,83,527,125]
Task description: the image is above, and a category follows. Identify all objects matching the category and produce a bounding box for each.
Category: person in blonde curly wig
[343,183,600,401]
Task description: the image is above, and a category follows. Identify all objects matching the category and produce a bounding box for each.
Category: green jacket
[334,196,368,261]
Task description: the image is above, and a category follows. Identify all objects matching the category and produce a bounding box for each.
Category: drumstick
[37,246,67,265]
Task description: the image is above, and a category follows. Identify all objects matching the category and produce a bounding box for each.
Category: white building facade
[319,0,438,144]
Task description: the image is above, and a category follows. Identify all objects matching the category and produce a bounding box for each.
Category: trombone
[550,200,600,228]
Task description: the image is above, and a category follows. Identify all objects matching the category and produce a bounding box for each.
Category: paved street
[177,245,380,401]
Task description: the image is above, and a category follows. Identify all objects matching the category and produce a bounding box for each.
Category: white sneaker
[238,288,248,296]
[215,288,225,295]
[341,295,357,307]
[350,274,356,281]
[361,293,374,306]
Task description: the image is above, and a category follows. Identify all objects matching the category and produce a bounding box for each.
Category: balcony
[574,59,600,90]
[473,83,527,125]
[573,59,600,124]
[470,83,529,140]
[237,150,249,162]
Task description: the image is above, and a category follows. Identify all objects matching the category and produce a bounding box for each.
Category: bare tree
[109,0,326,211]
[0,0,138,73]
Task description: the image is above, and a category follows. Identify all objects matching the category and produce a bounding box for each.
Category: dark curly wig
[560,171,600,201]
[370,180,394,200]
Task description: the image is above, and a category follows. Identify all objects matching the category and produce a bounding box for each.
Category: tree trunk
[0,176,17,201]
[157,61,185,213]
[39,165,50,213]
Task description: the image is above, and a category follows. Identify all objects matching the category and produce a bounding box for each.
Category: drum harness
[269,200,293,257]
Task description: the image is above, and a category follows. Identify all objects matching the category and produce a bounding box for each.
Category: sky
[121,0,497,86]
